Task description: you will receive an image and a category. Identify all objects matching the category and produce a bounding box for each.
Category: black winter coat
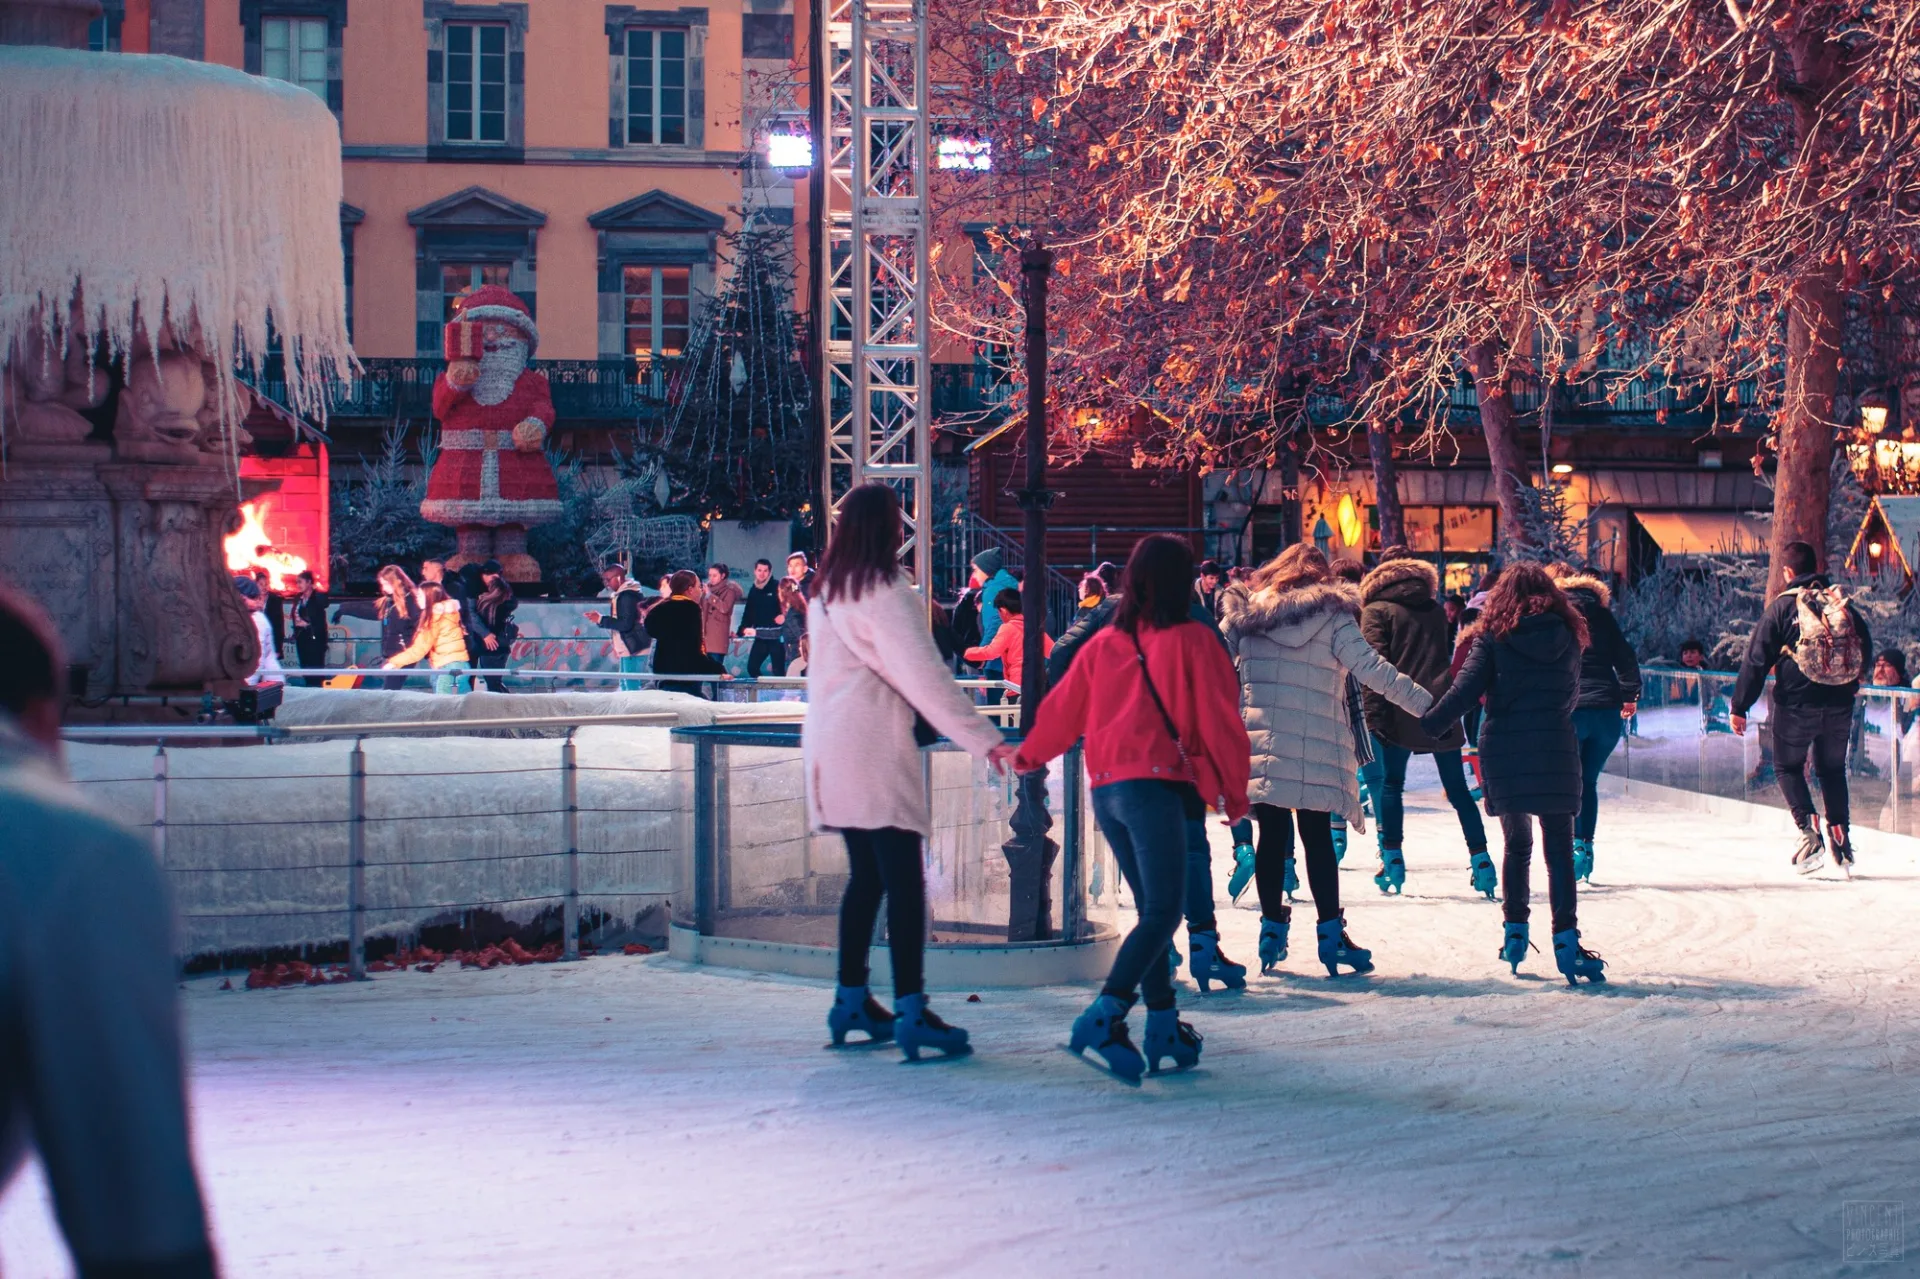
[1420,612,1583,816]
[645,597,725,676]
[1558,575,1642,710]
[1045,598,1118,687]
[1358,558,1464,752]
[379,600,419,661]
[1731,572,1872,714]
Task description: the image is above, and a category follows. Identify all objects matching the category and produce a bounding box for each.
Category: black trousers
[473,647,510,692]
[294,639,328,687]
[1252,803,1342,923]
[747,638,788,678]
[1499,812,1578,934]
[836,827,927,998]
[1772,703,1853,829]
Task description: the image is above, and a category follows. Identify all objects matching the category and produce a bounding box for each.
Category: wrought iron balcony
[245,356,690,424]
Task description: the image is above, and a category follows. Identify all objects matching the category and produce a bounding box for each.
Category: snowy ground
[6,774,1919,1278]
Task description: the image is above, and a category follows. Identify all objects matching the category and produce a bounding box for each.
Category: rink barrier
[1615,668,1920,839]
[63,712,688,974]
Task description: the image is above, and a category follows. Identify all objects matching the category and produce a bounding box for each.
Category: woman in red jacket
[1015,535,1250,1081]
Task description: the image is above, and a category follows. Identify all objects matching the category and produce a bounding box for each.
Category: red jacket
[1014,618,1250,821]
[963,616,1053,690]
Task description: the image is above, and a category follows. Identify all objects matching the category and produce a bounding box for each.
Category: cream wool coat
[803,574,1006,836]
[1222,579,1434,824]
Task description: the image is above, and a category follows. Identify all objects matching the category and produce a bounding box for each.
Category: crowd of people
[802,485,1890,1083]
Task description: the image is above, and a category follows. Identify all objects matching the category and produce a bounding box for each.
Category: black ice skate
[1828,823,1855,878]
[1790,817,1826,875]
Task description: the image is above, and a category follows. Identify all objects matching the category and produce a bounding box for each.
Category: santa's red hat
[450,284,538,354]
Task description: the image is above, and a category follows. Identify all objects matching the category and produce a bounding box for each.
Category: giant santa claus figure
[420,285,562,581]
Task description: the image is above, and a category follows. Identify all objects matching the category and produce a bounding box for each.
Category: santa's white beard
[474,337,528,406]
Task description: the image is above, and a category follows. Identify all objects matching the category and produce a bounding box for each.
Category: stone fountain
[0,0,353,705]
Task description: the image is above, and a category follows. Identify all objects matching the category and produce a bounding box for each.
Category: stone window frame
[340,202,364,344]
[423,2,529,163]
[241,0,348,118]
[588,190,724,359]
[407,186,546,355]
[605,6,707,152]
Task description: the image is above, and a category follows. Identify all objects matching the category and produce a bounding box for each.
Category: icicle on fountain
[0,0,353,707]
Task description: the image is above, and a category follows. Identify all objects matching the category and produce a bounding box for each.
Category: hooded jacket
[1358,557,1465,752]
[384,599,470,670]
[1222,578,1432,823]
[1421,611,1583,816]
[1555,573,1643,710]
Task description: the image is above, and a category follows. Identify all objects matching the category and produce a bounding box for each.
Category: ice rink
[5,773,1918,1277]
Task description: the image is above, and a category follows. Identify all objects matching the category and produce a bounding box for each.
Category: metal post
[1061,743,1084,941]
[151,743,168,866]
[692,738,717,935]
[1890,691,1902,831]
[563,730,580,961]
[348,737,367,979]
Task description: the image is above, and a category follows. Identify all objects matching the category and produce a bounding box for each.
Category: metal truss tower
[812,0,934,596]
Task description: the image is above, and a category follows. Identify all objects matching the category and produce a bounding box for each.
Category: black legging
[473,647,510,692]
[1252,804,1342,923]
[1499,813,1577,934]
[836,826,927,998]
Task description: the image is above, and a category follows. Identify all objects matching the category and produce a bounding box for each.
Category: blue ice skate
[1374,849,1406,895]
[1282,856,1299,899]
[1499,921,1529,974]
[1226,841,1257,903]
[1069,994,1145,1082]
[828,984,897,1046]
[1330,823,1348,863]
[894,993,972,1060]
[1258,910,1290,974]
[1316,915,1374,977]
[1469,849,1498,900]
[1143,1008,1202,1074]
[1187,929,1248,993]
[1552,928,1607,986]
[1572,838,1594,884]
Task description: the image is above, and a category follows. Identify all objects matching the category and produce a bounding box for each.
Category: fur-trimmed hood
[1223,578,1361,636]
[1553,572,1612,608]
[1362,556,1439,606]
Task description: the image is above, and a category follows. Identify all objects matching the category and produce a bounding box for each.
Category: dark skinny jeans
[1252,804,1342,923]
[1499,813,1578,934]
[1772,703,1853,830]
[1358,739,1488,852]
[1090,780,1188,1012]
[836,826,927,998]
[1183,815,1216,933]
[1571,707,1624,843]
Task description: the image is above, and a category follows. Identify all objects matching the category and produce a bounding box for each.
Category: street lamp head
[1860,389,1892,434]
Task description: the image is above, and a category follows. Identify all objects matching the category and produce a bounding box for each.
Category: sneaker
[1791,819,1826,875]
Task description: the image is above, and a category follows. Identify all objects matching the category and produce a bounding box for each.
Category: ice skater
[1220,545,1432,979]
[1357,549,1493,898]
[1728,541,1871,875]
[1419,563,1607,985]
[1550,566,1641,884]
[803,484,1016,1059]
[1015,535,1250,1081]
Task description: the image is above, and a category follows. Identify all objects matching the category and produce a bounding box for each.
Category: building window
[443,263,514,321]
[625,28,687,146]
[624,265,692,357]
[87,16,107,49]
[262,16,329,98]
[445,23,508,143]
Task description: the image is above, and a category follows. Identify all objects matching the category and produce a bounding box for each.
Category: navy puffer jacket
[1420,611,1583,816]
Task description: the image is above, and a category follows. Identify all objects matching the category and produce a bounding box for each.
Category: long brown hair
[1251,543,1331,594]
[818,482,902,604]
[1479,561,1590,648]
[419,582,450,612]
[377,565,416,619]
[1114,534,1194,633]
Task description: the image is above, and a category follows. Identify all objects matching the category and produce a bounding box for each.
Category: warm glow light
[1870,540,1885,557]
[224,500,309,591]
[1336,493,1365,548]
[1551,462,1575,476]
[936,137,992,171]
[1862,405,1890,433]
[766,131,812,171]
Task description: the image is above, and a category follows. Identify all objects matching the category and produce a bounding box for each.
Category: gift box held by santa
[420,285,562,582]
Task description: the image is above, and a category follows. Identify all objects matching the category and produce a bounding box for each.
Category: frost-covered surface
[0,48,352,423]
[8,776,1919,1276]
[270,684,793,729]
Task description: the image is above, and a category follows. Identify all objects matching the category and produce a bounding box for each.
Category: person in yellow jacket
[381,583,472,693]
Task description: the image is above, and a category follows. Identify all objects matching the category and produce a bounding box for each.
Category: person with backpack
[1730,541,1872,874]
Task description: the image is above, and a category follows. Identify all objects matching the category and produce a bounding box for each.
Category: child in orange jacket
[962,588,1052,692]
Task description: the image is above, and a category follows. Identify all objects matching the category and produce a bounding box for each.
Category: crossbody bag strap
[1130,629,1210,803]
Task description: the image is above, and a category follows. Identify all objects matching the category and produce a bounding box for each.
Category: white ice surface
[5,774,1919,1277]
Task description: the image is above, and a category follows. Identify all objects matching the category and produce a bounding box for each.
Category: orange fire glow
[225,501,310,591]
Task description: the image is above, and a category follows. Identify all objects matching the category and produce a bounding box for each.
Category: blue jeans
[1359,738,1487,852]
[1184,816,1216,932]
[1090,780,1187,1011]
[433,661,473,695]
[618,654,648,692]
[1572,708,1625,842]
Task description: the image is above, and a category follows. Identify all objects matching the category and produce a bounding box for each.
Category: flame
[225,500,310,591]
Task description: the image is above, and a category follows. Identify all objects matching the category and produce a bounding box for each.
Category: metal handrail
[62,713,682,743]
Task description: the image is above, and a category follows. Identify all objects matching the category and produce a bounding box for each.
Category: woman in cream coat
[1222,545,1432,979]
[803,483,1015,1059]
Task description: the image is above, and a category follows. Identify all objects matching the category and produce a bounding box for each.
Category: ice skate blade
[1061,1043,1144,1086]
[1793,853,1826,876]
[823,1036,895,1051]
[899,1043,973,1063]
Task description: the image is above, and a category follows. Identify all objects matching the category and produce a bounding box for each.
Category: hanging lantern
[1336,493,1365,548]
